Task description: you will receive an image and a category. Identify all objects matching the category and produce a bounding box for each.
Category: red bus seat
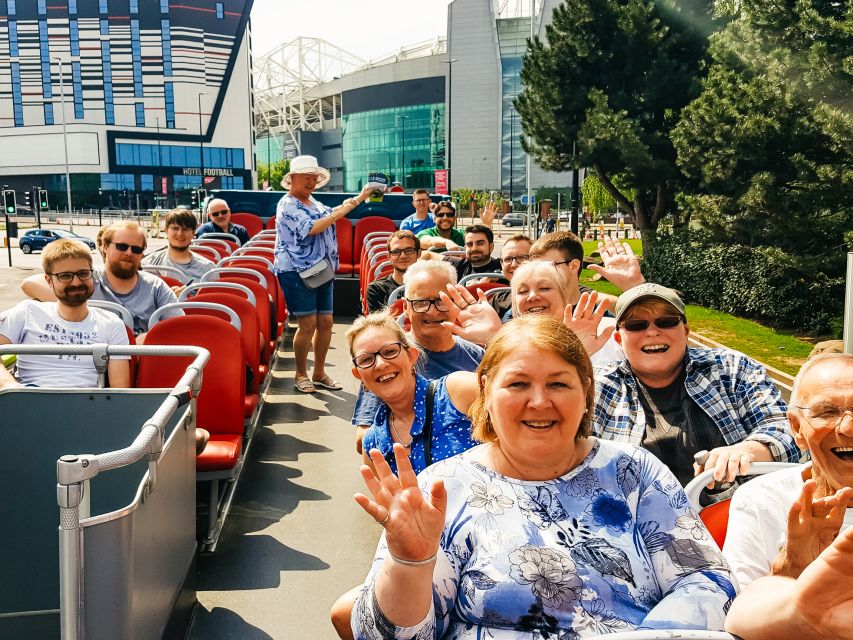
[354,217,397,274]
[336,218,355,275]
[230,213,264,239]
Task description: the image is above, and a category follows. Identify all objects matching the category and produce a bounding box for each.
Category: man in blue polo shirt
[399,189,435,234]
[195,197,250,245]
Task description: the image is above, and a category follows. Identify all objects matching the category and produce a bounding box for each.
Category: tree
[672,0,852,275]
[257,158,290,191]
[516,0,719,250]
[581,174,637,219]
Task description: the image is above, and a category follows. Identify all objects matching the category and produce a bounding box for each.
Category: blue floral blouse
[352,439,737,639]
[273,193,339,273]
[361,374,477,475]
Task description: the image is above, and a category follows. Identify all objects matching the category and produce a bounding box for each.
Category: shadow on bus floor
[188,605,275,639]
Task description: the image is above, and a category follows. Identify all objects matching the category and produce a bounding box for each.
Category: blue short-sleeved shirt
[273,194,339,273]
[361,374,476,474]
[399,213,435,234]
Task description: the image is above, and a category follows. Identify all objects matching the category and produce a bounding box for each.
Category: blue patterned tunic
[361,374,476,475]
[273,193,339,273]
[352,439,736,639]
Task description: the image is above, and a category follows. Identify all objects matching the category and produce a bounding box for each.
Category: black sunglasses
[619,316,684,332]
[111,242,144,255]
[210,209,230,217]
[48,269,94,283]
[434,211,456,219]
[352,342,404,369]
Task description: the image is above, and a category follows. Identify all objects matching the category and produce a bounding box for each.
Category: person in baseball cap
[593,282,797,493]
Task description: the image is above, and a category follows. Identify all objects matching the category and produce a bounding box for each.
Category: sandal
[294,377,316,393]
[312,375,343,391]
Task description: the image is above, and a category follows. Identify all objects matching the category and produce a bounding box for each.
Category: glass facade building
[342,104,445,192]
[497,17,530,198]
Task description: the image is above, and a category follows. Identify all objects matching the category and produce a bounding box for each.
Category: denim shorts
[278,270,334,317]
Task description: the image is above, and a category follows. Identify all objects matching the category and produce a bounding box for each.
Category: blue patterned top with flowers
[361,374,477,475]
[273,193,339,273]
[352,439,737,639]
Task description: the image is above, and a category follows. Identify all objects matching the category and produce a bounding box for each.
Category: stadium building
[255,0,572,196]
[0,0,256,210]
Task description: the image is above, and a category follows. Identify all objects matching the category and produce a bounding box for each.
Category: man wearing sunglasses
[195,197,250,246]
[365,230,421,313]
[399,189,436,234]
[593,283,797,490]
[1,239,130,389]
[416,200,497,253]
[723,353,853,590]
[21,221,181,339]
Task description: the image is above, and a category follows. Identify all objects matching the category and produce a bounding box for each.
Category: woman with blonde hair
[350,315,735,639]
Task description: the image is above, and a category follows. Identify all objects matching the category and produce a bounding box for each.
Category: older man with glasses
[593,283,798,492]
[195,197,250,246]
[21,221,181,340]
[2,238,130,389]
[723,353,853,588]
[399,189,436,234]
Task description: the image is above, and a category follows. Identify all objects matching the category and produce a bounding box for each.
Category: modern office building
[255,0,572,196]
[0,0,256,209]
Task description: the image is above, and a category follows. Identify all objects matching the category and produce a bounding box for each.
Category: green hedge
[642,232,845,335]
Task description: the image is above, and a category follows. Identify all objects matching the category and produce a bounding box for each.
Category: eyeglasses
[796,404,853,431]
[501,255,529,266]
[413,198,431,204]
[619,316,684,332]
[110,242,144,255]
[48,269,94,283]
[209,209,230,217]
[434,211,455,219]
[406,297,450,313]
[352,342,404,369]
[389,247,418,257]
[553,259,577,268]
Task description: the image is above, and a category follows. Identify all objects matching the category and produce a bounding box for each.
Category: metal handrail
[149,302,241,332]
[219,254,274,271]
[178,281,256,306]
[141,264,190,284]
[87,300,134,329]
[196,231,240,246]
[202,267,267,288]
[20,344,211,640]
[458,272,505,285]
[387,284,406,305]
[192,238,232,255]
[684,461,803,510]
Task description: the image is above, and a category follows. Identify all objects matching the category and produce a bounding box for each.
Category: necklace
[389,412,413,448]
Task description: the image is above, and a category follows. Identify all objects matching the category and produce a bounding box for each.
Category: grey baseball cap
[614,283,686,325]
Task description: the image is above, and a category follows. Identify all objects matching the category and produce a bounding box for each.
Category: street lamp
[442,58,458,193]
[197,92,208,194]
[53,57,73,232]
[509,104,516,212]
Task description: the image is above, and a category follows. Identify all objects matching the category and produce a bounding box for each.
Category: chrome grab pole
[844,252,852,354]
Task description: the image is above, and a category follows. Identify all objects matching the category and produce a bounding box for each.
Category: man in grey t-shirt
[142,208,214,290]
[21,221,181,340]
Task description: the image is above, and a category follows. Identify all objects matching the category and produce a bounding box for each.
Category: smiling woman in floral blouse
[352,315,736,639]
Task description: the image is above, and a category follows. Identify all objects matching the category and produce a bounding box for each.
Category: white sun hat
[281,155,331,189]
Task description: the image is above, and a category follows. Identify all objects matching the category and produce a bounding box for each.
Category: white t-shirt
[0,300,130,388]
[723,464,853,588]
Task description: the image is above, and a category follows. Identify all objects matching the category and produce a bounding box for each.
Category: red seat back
[336,218,354,274]
[191,246,221,263]
[224,259,285,334]
[265,216,277,230]
[136,315,245,436]
[230,213,264,239]
[699,499,731,549]
[354,217,397,274]
[217,275,274,357]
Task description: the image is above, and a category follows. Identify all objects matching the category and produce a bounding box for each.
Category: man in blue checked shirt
[592,283,798,488]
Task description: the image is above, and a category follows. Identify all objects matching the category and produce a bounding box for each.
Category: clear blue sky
[250,0,453,61]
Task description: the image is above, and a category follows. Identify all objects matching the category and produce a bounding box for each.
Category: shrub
[642,232,844,336]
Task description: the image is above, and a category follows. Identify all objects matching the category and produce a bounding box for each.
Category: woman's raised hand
[439,284,502,346]
[562,290,614,355]
[355,445,446,562]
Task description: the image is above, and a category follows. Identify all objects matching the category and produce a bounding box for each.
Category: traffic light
[3,189,16,215]
[38,189,49,211]
[24,190,31,208]
[197,188,207,206]
[190,190,199,209]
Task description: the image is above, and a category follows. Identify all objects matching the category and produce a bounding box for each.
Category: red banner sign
[434,170,448,195]
[161,177,168,195]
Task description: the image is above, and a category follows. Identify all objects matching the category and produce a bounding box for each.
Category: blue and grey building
[0,0,256,208]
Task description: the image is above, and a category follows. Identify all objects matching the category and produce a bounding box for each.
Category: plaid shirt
[593,347,798,463]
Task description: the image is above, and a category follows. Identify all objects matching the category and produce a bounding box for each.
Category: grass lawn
[579,268,813,375]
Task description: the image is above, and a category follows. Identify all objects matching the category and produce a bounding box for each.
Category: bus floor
[188,318,378,639]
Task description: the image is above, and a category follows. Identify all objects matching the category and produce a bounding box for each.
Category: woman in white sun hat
[274,155,373,394]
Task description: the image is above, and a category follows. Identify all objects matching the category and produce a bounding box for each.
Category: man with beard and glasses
[21,221,181,340]
[593,283,797,491]
[421,224,503,281]
[142,208,215,292]
[416,200,497,253]
[0,239,130,389]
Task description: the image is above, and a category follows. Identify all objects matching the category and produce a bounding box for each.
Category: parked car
[19,229,96,254]
[502,212,534,227]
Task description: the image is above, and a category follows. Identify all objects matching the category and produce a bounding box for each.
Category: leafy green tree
[516,0,719,250]
[672,0,852,275]
[257,158,290,191]
[581,174,637,220]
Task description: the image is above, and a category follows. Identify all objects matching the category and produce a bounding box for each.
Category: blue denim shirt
[273,194,339,273]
